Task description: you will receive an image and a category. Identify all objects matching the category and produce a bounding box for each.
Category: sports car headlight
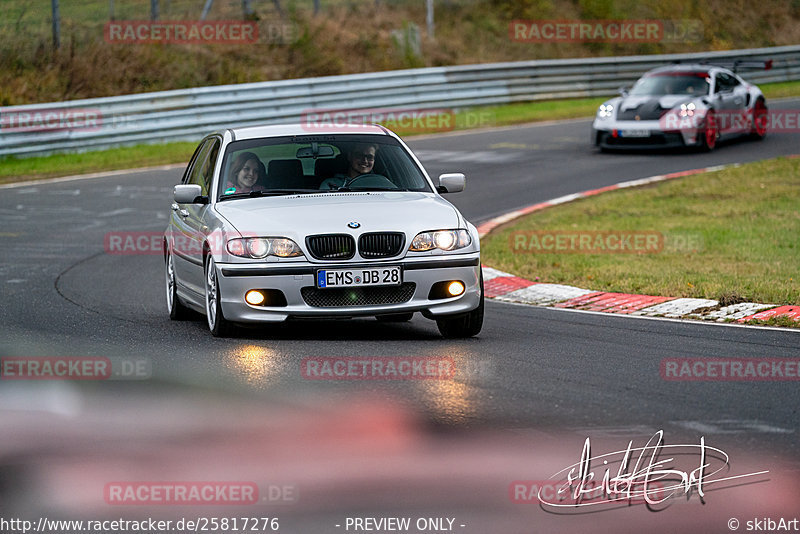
[409,229,472,252]
[597,104,614,119]
[679,102,697,117]
[227,237,304,259]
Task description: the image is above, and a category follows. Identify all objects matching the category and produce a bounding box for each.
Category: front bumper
[215,254,482,323]
[592,119,701,150]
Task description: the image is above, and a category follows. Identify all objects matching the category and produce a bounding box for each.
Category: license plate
[620,129,650,137]
[317,266,402,288]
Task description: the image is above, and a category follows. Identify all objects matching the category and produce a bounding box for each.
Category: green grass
[2,79,800,184]
[761,80,800,100]
[481,156,800,306]
[0,143,196,185]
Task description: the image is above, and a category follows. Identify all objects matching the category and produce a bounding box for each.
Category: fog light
[245,290,266,306]
[447,281,465,296]
[428,280,467,300]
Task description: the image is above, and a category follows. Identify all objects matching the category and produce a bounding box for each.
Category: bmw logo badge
[347,222,361,229]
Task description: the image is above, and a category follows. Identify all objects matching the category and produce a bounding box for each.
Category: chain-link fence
[1,0,432,50]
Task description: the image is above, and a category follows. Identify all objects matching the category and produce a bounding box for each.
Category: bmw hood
[214,192,463,237]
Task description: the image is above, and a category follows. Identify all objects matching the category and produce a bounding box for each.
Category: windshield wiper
[333,186,401,192]
[219,189,319,201]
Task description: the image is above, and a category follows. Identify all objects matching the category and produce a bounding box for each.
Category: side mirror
[437,173,465,194]
[174,184,205,204]
[619,86,629,97]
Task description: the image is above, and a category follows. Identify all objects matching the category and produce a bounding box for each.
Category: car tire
[165,246,191,320]
[699,109,718,151]
[750,98,768,140]
[376,312,414,322]
[204,255,233,337]
[436,270,484,338]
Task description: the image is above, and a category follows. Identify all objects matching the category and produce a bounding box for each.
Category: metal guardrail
[2,45,799,157]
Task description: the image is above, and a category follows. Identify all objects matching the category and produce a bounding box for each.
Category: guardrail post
[51,0,61,50]
[426,0,434,39]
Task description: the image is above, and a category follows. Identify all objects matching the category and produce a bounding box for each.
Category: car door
[713,72,746,134]
[170,137,220,299]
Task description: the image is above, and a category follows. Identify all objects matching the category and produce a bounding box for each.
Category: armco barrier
[1,45,799,157]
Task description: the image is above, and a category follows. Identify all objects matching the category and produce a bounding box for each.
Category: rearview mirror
[296,143,335,158]
[437,173,465,194]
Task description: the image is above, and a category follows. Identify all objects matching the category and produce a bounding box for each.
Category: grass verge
[480,156,800,307]
[1,79,799,184]
[0,143,197,185]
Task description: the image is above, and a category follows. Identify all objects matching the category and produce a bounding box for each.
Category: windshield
[217,134,432,200]
[630,73,710,96]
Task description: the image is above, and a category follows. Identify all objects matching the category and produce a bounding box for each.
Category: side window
[201,140,220,193]
[182,140,211,184]
[715,73,737,93]
[186,138,220,196]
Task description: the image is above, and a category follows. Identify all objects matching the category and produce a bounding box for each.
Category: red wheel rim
[705,112,717,149]
[753,100,767,136]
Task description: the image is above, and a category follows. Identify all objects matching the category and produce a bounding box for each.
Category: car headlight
[597,104,614,119]
[679,102,697,117]
[409,229,472,252]
[227,237,304,259]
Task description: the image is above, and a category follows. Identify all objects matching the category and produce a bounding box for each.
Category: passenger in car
[223,152,267,194]
[319,143,379,190]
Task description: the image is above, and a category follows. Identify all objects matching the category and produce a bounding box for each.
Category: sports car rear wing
[672,58,773,73]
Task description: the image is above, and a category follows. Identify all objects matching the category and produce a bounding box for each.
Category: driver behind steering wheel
[319,143,380,190]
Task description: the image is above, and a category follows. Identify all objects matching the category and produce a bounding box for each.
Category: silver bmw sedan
[164,124,483,338]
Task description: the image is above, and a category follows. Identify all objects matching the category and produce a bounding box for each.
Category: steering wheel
[344,173,396,189]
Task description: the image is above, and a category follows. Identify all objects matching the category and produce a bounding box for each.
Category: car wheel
[376,312,414,322]
[699,110,718,151]
[436,270,484,338]
[205,255,233,337]
[165,246,191,320]
[750,99,768,140]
